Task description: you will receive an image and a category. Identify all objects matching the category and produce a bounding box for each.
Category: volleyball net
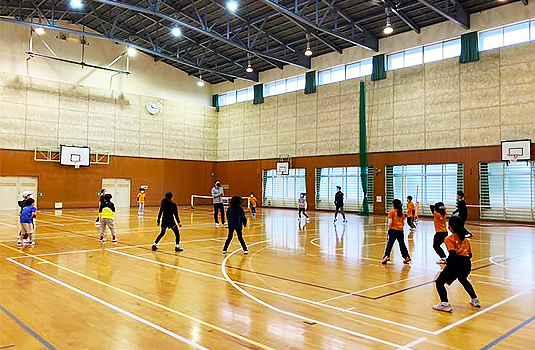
[190,195,252,210]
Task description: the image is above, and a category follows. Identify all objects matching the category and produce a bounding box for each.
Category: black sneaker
[151,244,158,251]
[175,246,184,252]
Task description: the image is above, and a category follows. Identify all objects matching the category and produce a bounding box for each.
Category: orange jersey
[433,211,447,232]
[137,192,146,203]
[387,209,406,231]
[407,202,415,217]
[444,233,471,257]
[249,196,257,207]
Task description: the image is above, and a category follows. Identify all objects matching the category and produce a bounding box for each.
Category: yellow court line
[0,242,276,350]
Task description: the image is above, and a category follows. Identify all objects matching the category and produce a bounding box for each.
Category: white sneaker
[99,238,106,244]
[222,251,227,255]
[26,240,36,246]
[243,250,249,255]
[223,222,228,227]
[306,218,310,222]
[17,239,23,247]
[23,239,30,245]
[216,223,221,227]
[343,220,347,224]
[469,298,481,308]
[432,302,453,312]
[436,258,447,265]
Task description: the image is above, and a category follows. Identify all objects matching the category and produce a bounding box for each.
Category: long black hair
[230,195,242,207]
[392,199,403,217]
[434,202,446,216]
[449,215,467,241]
[161,192,173,204]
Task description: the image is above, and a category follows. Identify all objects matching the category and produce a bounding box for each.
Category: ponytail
[392,199,403,217]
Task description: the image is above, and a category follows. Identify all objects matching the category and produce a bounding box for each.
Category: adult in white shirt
[212,180,226,226]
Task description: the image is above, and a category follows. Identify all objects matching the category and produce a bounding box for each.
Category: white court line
[319,273,430,303]
[489,255,508,268]
[221,241,418,349]
[108,249,435,335]
[395,337,427,350]
[0,221,17,227]
[432,288,534,335]
[6,258,211,350]
[7,248,103,259]
[470,274,515,282]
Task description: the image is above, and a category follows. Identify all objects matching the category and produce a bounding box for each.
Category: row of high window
[219,19,535,108]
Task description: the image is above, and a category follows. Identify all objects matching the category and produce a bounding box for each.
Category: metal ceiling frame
[415,0,470,29]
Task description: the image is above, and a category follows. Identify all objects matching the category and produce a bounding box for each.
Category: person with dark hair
[98,193,117,244]
[406,196,416,229]
[19,198,37,246]
[17,191,34,244]
[95,189,106,227]
[333,186,347,224]
[249,192,257,217]
[152,192,183,252]
[433,215,480,312]
[223,196,248,255]
[382,199,411,264]
[431,202,448,264]
[212,180,226,227]
[297,193,310,221]
[137,187,146,216]
[453,191,472,238]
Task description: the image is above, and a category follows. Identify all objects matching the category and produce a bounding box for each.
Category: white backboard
[502,140,531,161]
[60,145,90,167]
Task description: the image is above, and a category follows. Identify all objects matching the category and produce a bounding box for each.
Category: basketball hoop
[73,160,81,169]
[507,154,519,165]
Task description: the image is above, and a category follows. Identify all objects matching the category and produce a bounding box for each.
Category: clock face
[146,102,159,115]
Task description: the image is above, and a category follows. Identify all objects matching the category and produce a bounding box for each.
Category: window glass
[297,75,305,89]
[479,28,504,51]
[404,47,423,67]
[264,82,276,97]
[262,168,307,208]
[218,94,226,107]
[286,77,298,92]
[424,43,443,63]
[331,66,345,82]
[226,91,236,105]
[247,87,254,101]
[236,89,247,103]
[360,58,372,76]
[443,38,461,59]
[275,80,286,94]
[531,20,535,40]
[345,62,360,79]
[504,22,530,46]
[318,69,331,85]
[387,52,404,70]
[316,166,373,212]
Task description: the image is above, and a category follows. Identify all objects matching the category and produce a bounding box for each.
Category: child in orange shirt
[433,215,480,312]
[382,199,411,264]
[431,202,448,264]
[406,196,416,229]
[249,192,257,217]
[137,188,146,216]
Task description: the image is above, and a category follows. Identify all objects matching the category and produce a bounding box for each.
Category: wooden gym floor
[0,206,534,350]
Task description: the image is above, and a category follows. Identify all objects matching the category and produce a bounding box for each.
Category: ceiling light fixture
[304,33,312,56]
[70,0,83,9]
[34,27,46,35]
[197,75,205,87]
[226,0,238,13]
[384,8,394,35]
[127,47,137,57]
[245,54,253,73]
[171,27,182,37]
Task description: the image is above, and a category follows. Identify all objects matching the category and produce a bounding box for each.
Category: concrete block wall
[0,71,218,161]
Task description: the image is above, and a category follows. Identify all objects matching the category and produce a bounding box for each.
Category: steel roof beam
[90,0,309,68]
[415,0,469,29]
[257,0,378,51]
[382,0,420,34]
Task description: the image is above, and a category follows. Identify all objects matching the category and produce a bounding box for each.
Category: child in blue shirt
[19,198,37,246]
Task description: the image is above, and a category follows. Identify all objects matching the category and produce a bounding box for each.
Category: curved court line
[0,242,276,350]
[488,254,508,268]
[221,242,418,349]
[7,259,210,350]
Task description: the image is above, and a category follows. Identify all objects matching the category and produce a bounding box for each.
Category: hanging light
[70,0,83,9]
[171,27,182,37]
[226,0,238,13]
[34,27,46,35]
[304,33,312,56]
[384,8,394,35]
[127,47,137,57]
[197,75,205,87]
[245,54,253,73]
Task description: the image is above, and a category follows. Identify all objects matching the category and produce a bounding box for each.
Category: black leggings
[436,260,477,302]
[223,228,247,251]
[433,232,448,258]
[214,203,225,224]
[407,217,416,229]
[298,208,309,219]
[154,225,180,245]
[334,206,346,220]
[383,229,410,259]
[251,206,256,215]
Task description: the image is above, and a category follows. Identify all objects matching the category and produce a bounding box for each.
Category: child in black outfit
[223,196,248,255]
[453,191,472,238]
[151,192,183,252]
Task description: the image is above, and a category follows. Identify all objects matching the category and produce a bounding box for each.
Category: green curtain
[371,54,386,81]
[253,84,264,105]
[304,71,316,94]
[211,94,219,112]
[358,81,370,216]
[460,32,479,64]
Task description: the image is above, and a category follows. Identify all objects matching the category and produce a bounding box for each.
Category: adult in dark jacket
[222,196,248,255]
[334,186,347,224]
[151,192,184,252]
[453,191,472,238]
